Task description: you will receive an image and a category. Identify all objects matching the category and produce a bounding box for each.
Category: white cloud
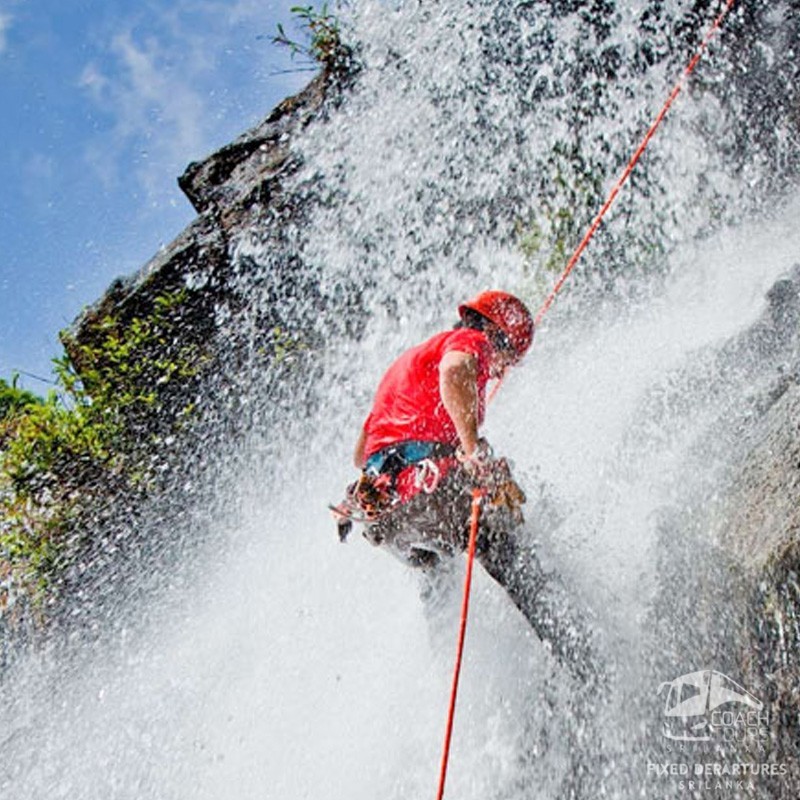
[110,30,206,161]
[79,1,312,204]
[80,27,207,198]
[25,152,55,181]
[78,62,109,100]
[0,12,13,54]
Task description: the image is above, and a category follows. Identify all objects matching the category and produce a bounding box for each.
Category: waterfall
[3,1,799,798]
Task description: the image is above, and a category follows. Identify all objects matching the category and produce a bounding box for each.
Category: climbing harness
[435,2,739,796]
[414,458,442,494]
[329,440,456,541]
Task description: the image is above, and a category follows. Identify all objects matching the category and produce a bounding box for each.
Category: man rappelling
[333,290,600,683]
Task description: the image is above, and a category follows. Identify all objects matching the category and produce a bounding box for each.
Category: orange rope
[435,488,483,800]
[533,0,738,328]
[434,4,738,797]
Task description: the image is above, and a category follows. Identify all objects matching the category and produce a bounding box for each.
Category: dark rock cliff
[0,70,348,665]
[61,71,336,387]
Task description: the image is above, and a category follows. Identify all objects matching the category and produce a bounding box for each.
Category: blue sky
[0,0,310,390]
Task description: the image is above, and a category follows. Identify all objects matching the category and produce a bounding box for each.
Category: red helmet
[458,290,534,359]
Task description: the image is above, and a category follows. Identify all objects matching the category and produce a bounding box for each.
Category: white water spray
[3,1,799,798]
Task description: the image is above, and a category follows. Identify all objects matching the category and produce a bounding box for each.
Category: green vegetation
[0,376,42,422]
[516,141,604,290]
[0,289,204,616]
[517,138,673,289]
[273,3,353,74]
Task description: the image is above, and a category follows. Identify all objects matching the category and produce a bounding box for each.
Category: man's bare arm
[439,351,480,457]
[353,425,367,468]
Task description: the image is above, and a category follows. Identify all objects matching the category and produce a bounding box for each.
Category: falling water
[3,1,800,798]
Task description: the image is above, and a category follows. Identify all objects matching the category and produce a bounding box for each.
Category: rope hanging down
[435,2,737,797]
[435,488,483,800]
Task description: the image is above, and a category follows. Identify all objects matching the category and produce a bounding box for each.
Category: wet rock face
[61,216,228,374]
[715,263,800,570]
[728,264,800,370]
[10,72,345,654]
[704,266,800,790]
[177,73,331,231]
[639,265,800,797]
[720,268,800,775]
[720,383,800,572]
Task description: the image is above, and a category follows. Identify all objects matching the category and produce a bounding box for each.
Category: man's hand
[457,441,527,517]
[456,437,495,483]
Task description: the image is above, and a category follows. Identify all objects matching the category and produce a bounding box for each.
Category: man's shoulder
[438,327,491,356]
[403,327,491,368]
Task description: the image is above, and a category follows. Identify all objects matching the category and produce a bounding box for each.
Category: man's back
[362,327,492,457]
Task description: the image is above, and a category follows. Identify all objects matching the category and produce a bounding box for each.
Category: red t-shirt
[362,328,493,458]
